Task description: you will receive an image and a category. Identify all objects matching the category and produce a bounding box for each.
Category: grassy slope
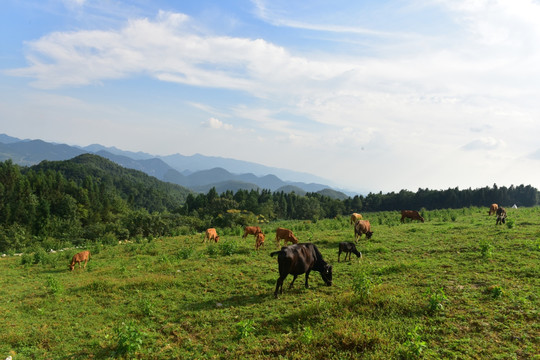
[0,207,538,359]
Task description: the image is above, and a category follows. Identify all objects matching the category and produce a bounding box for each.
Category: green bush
[20,253,33,266]
[33,248,48,265]
[219,239,239,256]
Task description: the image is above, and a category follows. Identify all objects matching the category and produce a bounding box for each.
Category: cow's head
[69,264,74,271]
[215,236,220,243]
[321,264,333,286]
[366,231,374,239]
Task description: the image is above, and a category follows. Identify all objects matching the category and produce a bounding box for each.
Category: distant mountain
[0,134,354,198]
[0,134,24,144]
[191,180,260,194]
[158,152,334,185]
[0,139,86,166]
[83,144,155,160]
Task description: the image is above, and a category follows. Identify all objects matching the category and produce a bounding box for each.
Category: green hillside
[0,208,538,359]
[30,153,192,211]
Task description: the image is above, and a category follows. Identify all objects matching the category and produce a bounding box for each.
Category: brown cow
[69,250,90,271]
[243,226,262,239]
[400,210,425,223]
[204,228,220,243]
[488,203,498,216]
[275,227,299,247]
[350,213,363,224]
[354,220,373,241]
[255,232,265,250]
[495,207,507,225]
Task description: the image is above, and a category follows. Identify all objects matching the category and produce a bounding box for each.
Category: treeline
[0,156,538,252]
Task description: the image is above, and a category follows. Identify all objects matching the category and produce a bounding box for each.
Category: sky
[1,0,540,194]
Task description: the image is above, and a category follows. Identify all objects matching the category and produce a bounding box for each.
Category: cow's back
[278,244,315,275]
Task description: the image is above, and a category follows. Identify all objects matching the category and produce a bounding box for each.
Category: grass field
[0,207,538,359]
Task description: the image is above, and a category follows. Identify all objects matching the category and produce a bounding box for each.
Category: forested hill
[28,154,192,212]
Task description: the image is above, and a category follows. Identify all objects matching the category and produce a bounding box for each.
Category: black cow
[338,242,362,262]
[496,207,507,225]
[270,243,332,298]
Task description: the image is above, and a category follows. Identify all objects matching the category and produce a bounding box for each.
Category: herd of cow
[68,205,509,298]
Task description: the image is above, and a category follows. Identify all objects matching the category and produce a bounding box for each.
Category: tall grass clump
[219,239,240,256]
[426,287,447,314]
[46,275,64,296]
[235,319,255,339]
[506,218,515,229]
[115,321,145,356]
[353,270,374,301]
[479,241,493,259]
[176,246,195,259]
[400,326,427,359]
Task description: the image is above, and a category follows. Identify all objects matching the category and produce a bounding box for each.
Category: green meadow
[0,207,538,359]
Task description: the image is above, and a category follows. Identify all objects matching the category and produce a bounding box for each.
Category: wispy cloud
[461,137,506,151]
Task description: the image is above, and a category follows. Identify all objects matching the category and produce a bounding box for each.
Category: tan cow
[69,250,90,271]
[275,227,299,247]
[400,210,425,223]
[243,226,262,239]
[354,220,373,241]
[350,213,363,224]
[204,228,220,243]
[488,203,498,216]
[255,232,265,250]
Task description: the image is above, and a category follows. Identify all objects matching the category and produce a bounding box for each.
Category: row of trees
[0,158,538,252]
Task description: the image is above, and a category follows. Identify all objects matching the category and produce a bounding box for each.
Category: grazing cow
[354,220,373,241]
[275,227,299,247]
[69,250,90,271]
[270,243,332,298]
[204,228,220,243]
[496,207,507,225]
[338,242,362,262]
[488,203,498,216]
[350,213,363,224]
[243,226,262,239]
[255,232,265,250]
[400,210,425,223]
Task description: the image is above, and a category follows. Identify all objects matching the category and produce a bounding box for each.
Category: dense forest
[0,155,538,252]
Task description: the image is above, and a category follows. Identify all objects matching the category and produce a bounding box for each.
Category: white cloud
[201,117,232,130]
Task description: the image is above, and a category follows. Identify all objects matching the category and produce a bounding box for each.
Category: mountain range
[0,134,351,199]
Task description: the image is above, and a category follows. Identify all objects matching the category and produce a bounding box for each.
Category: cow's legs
[288,275,298,289]
[338,250,342,262]
[275,275,286,298]
[304,270,312,288]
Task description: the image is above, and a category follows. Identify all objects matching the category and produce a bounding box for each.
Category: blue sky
[2,0,540,194]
